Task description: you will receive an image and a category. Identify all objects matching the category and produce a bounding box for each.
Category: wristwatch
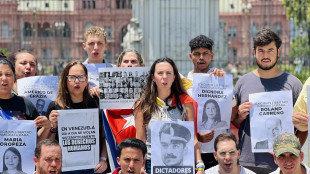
[50,127,58,133]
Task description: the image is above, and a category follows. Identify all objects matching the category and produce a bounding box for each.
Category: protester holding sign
[232,28,304,173]
[45,61,108,173]
[0,57,49,142]
[7,49,37,94]
[135,57,204,174]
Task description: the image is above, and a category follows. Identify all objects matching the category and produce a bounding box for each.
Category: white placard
[0,120,36,174]
[193,74,233,132]
[17,76,58,116]
[98,67,149,109]
[250,91,294,152]
[58,109,100,171]
[151,121,194,174]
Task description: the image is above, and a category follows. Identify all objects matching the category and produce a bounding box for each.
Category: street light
[242,1,252,67]
[28,3,40,56]
[55,22,65,60]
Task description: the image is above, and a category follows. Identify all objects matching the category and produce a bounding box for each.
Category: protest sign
[98,67,149,109]
[199,129,228,153]
[192,74,233,132]
[151,121,194,174]
[17,76,58,116]
[85,63,109,89]
[250,91,294,152]
[58,109,100,171]
[0,120,36,174]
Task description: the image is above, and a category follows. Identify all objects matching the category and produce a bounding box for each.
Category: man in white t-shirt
[205,133,255,174]
[270,133,310,174]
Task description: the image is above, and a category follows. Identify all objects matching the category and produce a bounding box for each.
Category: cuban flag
[102,109,136,171]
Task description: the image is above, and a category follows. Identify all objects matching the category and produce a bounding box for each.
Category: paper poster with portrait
[85,63,109,89]
[192,74,233,132]
[151,121,194,174]
[98,67,149,109]
[0,120,37,174]
[250,91,294,153]
[57,109,100,171]
[17,76,59,116]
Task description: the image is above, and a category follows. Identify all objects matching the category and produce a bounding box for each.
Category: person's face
[205,102,217,119]
[266,119,281,140]
[117,147,145,174]
[36,100,45,112]
[83,34,106,62]
[15,52,36,80]
[152,61,175,92]
[213,139,240,173]
[189,47,214,73]
[160,133,186,166]
[34,145,62,174]
[4,150,19,170]
[129,88,133,93]
[274,152,304,174]
[66,65,88,99]
[0,64,14,98]
[120,52,141,67]
[253,41,280,71]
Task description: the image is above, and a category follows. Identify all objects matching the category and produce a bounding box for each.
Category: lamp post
[242,1,252,67]
[28,4,40,56]
[55,22,65,60]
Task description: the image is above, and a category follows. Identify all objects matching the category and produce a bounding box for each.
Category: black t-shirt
[0,95,39,120]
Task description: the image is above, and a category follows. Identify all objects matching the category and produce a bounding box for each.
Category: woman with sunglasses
[45,61,108,174]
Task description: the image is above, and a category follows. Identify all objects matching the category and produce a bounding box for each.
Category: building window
[233,49,237,62]
[45,3,49,8]
[83,0,86,9]
[128,0,132,9]
[88,0,91,9]
[122,0,126,8]
[42,22,50,37]
[274,23,282,35]
[42,49,47,59]
[1,23,9,39]
[24,22,32,37]
[93,0,96,9]
[85,23,93,32]
[116,0,120,9]
[63,22,71,38]
[64,2,68,8]
[105,26,113,40]
[228,27,238,38]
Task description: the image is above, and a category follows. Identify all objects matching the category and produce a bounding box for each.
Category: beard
[256,56,279,70]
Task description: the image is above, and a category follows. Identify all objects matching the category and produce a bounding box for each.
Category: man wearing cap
[159,123,191,166]
[271,133,310,174]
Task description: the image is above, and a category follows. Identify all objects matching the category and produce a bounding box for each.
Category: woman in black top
[46,61,108,173]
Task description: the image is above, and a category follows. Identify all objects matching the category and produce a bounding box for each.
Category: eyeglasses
[67,75,87,82]
[218,150,238,158]
[192,52,211,59]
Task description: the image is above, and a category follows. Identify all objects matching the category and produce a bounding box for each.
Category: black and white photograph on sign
[0,120,37,174]
[249,91,294,153]
[151,121,194,174]
[192,74,233,132]
[84,63,108,89]
[57,109,100,172]
[17,76,58,116]
[98,67,149,109]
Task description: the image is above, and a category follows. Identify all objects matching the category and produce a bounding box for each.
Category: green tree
[290,35,310,60]
[0,48,10,56]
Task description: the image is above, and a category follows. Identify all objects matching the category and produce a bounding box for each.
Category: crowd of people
[0,26,310,174]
